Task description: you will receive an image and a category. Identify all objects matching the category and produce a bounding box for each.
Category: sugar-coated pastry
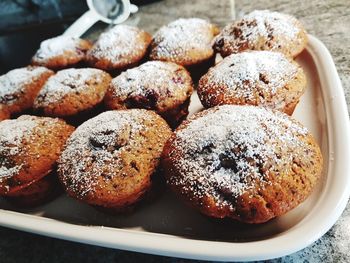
[198,51,306,115]
[4,171,62,207]
[162,105,323,223]
[86,25,152,71]
[33,68,111,121]
[32,35,92,69]
[0,115,74,195]
[58,109,172,212]
[0,66,54,117]
[104,61,194,128]
[149,18,220,80]
[213,10,308,58]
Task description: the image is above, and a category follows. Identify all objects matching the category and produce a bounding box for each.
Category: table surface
[1,0,349,262]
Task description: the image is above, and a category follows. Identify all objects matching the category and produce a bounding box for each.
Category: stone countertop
[0,0,349,262]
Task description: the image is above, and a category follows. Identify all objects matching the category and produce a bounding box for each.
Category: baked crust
[58,109,172,211]
[162,105,323,223]
[213,10,308,58]
[198,51,307,115]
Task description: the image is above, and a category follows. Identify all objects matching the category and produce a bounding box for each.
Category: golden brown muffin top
[0,115,74,194]
[33,68,111,117]
[86,25,152,70]
[58,109,172,205]
[32,35,92,69]
[163,105,322,221]
[105,61,193,113]
[0,66,53,107]
[198,51,306,112]
[150,18,219,66]
[213,10,307,58]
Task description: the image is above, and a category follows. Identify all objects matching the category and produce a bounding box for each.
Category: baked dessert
[58,109,172,212]
[4,171,62,207]
[104,61,194,128]
[149,18,220,80]
[162,105,323,224]
[197,51,306,115]
[213,10,308,58]
[0,115,74,197]
[86,25,152,71]
[33,68,111,122]
[32,35,92,69]
[0,66,54,117]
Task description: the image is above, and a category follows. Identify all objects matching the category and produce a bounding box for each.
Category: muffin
[0,66,54,117]
[213,10,308,58]
[58,109,172,212]
[104,61,194,128]
[0,115,74,196]
[33,68,111,123]
[32,35,92,70]
[162,105,323,224]
[86,25,152,71]
[197,51,306,115]
[149,18,220,80]
[3,171,62,207]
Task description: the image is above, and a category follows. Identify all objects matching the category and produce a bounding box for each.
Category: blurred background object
[0,0,161,74]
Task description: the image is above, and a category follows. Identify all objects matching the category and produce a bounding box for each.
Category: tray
[0,35,349,261]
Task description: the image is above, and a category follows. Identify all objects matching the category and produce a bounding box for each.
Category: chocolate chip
[218,152,239,173]
[201,142,214,154]
[89,129,127,151]
[125,90,159,110]
[214,38,224,49]
[215,185,237,204]
[259,73,270,84]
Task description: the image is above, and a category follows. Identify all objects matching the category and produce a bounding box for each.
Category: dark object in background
[0,0,87,74]
[0,0,161,74]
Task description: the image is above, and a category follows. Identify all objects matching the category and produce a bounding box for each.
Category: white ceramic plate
[0,35,349,262]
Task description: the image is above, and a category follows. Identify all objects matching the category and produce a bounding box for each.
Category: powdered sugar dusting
[244,10,299,40]
[87,25,149,64]
[110,61,192,106]
[215,10,303,54]
[34,68,104,106]
[151,18,217,63]
[168,105,308,208]
[0,116,37,179]
[0,67,51,105]
[199,51,299,105]
[33,36,85,61]
[58,110,153,197]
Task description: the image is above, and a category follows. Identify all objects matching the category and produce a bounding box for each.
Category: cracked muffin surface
[213,10,307,58]
[33,68,111,118]
[198,51,306,115]
[105,61,193,128]
[58,109,172,211]
[86,25,152,71]
[162,105,323,223]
